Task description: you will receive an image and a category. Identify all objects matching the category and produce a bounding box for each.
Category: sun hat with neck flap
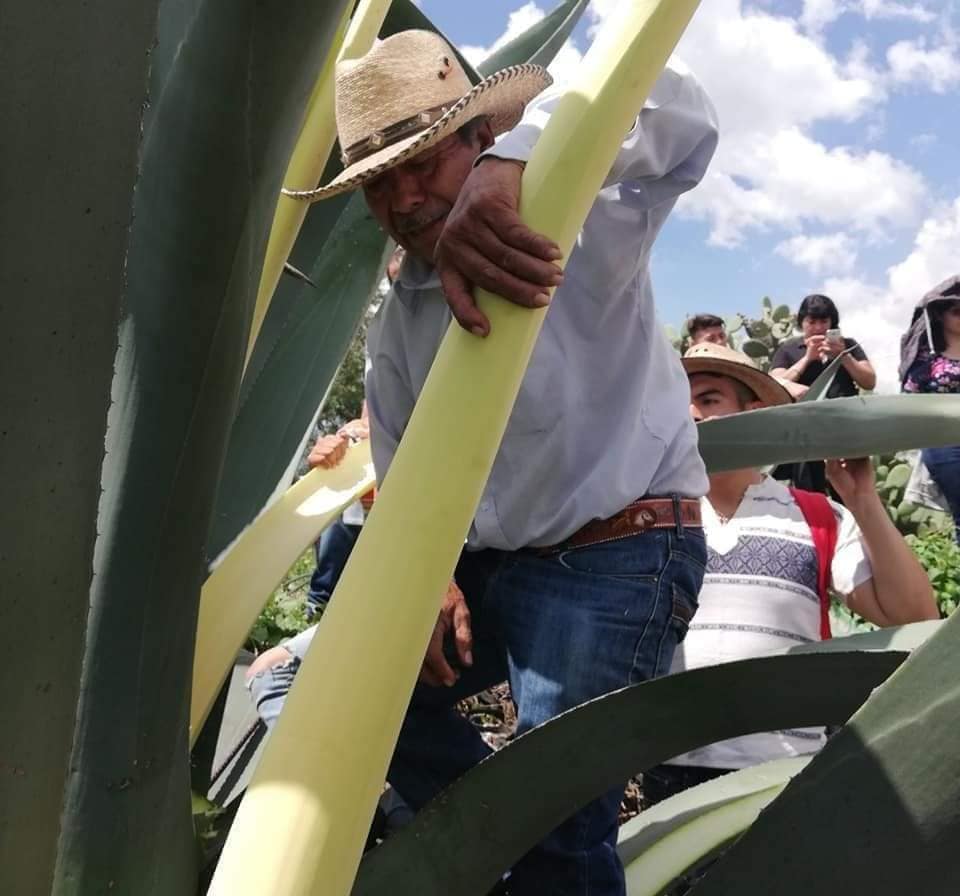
[283,29,553,202]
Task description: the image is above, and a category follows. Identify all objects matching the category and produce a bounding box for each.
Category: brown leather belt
[533,496,702,556]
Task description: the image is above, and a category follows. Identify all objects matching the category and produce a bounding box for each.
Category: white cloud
[776,232,858,275]
[460,1,583,85]
[628,1,931,247]
[909,132,938,150]
[887,37,960,92]
[859,0,936,23]
[799,0,935,32]
[681,127,926,247]
[800,0,846,32]
[460,2,547,67]
[827,197,960,391]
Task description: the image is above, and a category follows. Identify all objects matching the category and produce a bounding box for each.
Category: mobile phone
[826,328,842,343]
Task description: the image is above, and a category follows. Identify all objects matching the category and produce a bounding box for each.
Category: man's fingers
[438,266,490,337]
[443,242,553,310]
[471,224,564,289]
[452,600,473,667]
[422,626,458,687]
[496,213,562,262]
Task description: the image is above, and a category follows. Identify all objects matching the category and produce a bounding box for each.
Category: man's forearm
[849,494,938,624]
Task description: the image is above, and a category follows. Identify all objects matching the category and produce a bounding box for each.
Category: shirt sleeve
[284,624,319,661]
[829,502,874,600]
[770,339,799,370]
[848,338,868,361]
[482,61,718,207]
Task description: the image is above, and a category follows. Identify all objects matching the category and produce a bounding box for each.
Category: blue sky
[418,0,960,388]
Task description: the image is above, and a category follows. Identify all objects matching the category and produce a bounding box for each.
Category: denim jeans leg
[307,518,361,614]
[923,446,960,543]
[495,528,706,896]
[387,549,510,811]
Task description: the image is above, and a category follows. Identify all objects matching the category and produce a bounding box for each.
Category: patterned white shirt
[365,65,719,550]
[668,476,873,769]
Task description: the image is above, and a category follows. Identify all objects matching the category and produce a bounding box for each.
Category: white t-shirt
[668,476,873,769]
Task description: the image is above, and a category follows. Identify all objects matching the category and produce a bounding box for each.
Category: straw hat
[682,342,793,407]
[283,30,552,202]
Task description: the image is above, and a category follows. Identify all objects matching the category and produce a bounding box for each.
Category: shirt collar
[394,253,441,308]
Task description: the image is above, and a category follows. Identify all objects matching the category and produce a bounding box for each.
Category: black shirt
[771,336,868,398]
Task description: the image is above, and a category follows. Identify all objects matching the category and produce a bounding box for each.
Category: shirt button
[479,501,491,512]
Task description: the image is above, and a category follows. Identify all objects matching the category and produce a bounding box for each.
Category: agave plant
[3,0,592,893]
[9,0,960,894]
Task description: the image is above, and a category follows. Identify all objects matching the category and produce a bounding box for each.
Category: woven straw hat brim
[285,63,552,202]
[682,356,794,407]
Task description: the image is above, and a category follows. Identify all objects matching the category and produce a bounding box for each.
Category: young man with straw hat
[293,29,719,894]
[642,343,937,804]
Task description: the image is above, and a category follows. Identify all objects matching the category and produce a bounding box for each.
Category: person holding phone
[770,294,875,397]
[770,294,876,493]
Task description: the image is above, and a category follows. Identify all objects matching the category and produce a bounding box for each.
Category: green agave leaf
[208,0,593,559]
[0,2,157,890]
[698,395,960,473]
[478,0,590,76]
[692,611,960,894]
[798,347,853,402]
[353,626,935,896]
[620,758,809,895]
[48,0,354,892]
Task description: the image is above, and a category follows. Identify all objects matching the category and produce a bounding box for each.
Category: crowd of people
[244,30,953,896]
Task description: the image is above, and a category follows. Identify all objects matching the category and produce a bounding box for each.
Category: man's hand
[307,434,349,470]
[826,457,876,508]
[337,418,369,442]
[434,158,564,337]
[420,580,473,687]
[804,335,826,361]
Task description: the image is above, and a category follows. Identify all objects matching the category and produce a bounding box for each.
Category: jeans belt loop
[672,493,684,539]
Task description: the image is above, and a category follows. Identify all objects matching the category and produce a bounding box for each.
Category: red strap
[790,488,839,640]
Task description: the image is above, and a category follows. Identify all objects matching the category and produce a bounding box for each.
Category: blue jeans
[923,446,960,542]
[389,525,706,896]
[307,518,361,616]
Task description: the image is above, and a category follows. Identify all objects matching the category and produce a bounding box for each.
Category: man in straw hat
[642,343,936,805]
[294,29,720,893]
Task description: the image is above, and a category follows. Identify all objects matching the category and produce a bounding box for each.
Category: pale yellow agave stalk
[245,0,392,367]
[209,2,702,894]
[190,443,375,744]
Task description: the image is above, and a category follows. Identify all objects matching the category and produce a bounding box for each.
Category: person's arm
[827,458,938,626]
[840,351,877,391]
[435,64,719,335]
[770,338,822,383]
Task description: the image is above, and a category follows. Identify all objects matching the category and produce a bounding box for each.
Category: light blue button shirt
[366,64,719,551]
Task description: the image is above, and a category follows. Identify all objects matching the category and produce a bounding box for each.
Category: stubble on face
[362,130,486,262]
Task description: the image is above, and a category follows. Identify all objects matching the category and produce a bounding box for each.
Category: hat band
[341,102,452,166]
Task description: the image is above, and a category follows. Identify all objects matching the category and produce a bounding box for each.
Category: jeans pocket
[670,582,699,643]
[555,531,669,580]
